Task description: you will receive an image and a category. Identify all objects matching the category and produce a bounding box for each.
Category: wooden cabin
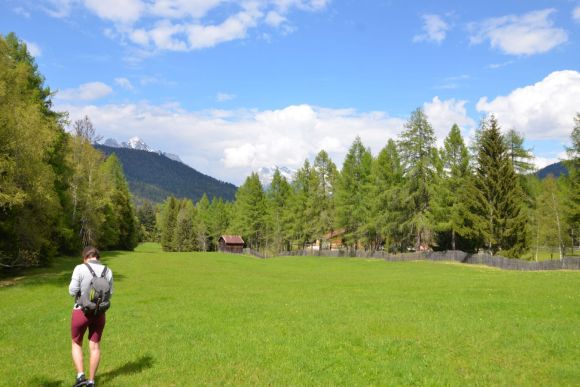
[218,235,245,253]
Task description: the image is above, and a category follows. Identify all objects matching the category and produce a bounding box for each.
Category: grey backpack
[79,263,111,316]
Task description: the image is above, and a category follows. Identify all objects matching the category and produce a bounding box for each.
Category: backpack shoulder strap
[85,263,97,278]
[100,266,108,278]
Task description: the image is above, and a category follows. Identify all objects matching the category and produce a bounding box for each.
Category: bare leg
[88,340,101,381]
[71,340,84,374]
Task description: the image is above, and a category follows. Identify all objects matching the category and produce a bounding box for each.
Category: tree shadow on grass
[0,251,128,289]
[98,354,155,384]
[29,376,64,386]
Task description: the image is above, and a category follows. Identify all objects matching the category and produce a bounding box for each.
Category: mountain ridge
[96,144,237,204]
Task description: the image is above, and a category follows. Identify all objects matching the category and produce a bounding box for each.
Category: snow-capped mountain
[123,136,153,152]
[257,166,296,187]
[100,137,183,163]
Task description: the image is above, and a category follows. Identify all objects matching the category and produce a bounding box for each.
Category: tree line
[0,33,138,268]
[152,109,579,260]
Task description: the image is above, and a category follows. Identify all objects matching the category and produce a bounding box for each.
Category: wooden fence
[277,249,580,271]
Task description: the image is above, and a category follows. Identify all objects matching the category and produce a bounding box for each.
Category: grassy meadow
[1,243,579,386]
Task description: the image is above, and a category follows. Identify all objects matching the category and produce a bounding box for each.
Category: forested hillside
[96,145,237,204]
[536,161,568,179]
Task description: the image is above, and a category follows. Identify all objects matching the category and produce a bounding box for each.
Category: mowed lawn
[1,244,579,386]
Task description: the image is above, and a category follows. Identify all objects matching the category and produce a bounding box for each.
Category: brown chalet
[219,235,245,253]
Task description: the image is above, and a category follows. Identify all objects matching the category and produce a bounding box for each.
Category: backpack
[79,263,111,316]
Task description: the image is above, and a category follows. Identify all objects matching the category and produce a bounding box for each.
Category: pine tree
[335,137,373,250]
[398,108,438,250]
[468,116,529,257]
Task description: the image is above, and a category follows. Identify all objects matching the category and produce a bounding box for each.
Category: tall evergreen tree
[266,168,292,252]
[289,160,319,249]
[432,124,472,250]
[160,196,178,251]
[370,139,406,252]
[232,173,266,249]
[467,116,529,256]
[563,113,580,251]
[137,200,157,242]
[398,108,438,250]
[312,150,338,249]
[0,33,65,266]
[100,154,138,250]
[173,199,196,252]
[335,137,373,249]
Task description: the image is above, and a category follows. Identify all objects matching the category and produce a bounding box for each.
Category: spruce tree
[469,116,529,257]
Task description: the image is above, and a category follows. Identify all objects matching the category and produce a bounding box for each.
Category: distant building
[218,235,245,253]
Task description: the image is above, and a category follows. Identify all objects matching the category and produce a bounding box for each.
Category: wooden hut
[218,235,245,253]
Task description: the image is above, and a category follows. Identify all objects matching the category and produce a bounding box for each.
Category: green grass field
[1,243,579,386]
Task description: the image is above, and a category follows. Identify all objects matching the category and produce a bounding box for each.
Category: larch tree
[335,136,373,250]
[398,108,438,251]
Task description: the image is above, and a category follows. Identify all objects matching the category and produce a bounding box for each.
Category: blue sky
[2,0,580,184]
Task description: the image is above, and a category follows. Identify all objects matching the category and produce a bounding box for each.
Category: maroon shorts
[71,309,106,344]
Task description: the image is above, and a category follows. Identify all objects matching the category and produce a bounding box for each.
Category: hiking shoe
[86,382,94,387]
[73,374,86,387]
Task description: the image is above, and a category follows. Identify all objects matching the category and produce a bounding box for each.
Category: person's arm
[68,266,82,298]
[108,269,114,299]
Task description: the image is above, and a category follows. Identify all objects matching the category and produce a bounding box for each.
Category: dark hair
[82,246,100,260]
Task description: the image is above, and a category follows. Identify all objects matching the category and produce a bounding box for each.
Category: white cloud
[469,8,567,55]
[216,93,236,102]
[114,77,134,90]
[13,7,31,18]
[413,14,449,43]
[56,102,405,184]
[44,0,329,53]
[83,0,144,24]
[43,0,75,18]
[265,11,287,27]
[476,70,580,140]
[56,82,113,101]
[149,0,224,19]
[23,40,42,57]
[423,97,476,144]
[574,6,580,22]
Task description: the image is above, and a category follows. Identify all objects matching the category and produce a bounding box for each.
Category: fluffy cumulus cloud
[42,0,330,52]
[469,8,567,55]
[413,14,449,44]
[57,102,404,184]
[476,70,580,140]
[56,82,113,101]
[423,97,476,143]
